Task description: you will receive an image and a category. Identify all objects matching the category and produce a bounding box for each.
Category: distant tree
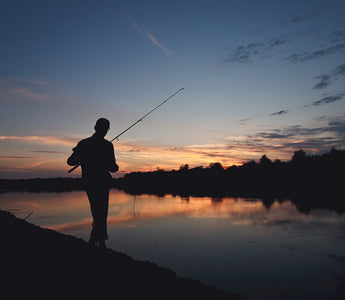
[259,155,272,165]
[330,147,339,155]
[208,162,223,170]
[291,149,307,162]
[156,167,165,172]
[190,166,204,174]
[226,165,238,171]
[179,164,189,171]
[274,159,282,164]
[331,147,338,152]
[243,160,257,168]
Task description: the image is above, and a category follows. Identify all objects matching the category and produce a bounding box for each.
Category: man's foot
[88,237,96,246]
[98,241,107,250]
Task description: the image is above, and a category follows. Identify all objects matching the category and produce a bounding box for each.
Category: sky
[1,0,345,179]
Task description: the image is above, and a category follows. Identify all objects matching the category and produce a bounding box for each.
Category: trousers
[86,184,109,242]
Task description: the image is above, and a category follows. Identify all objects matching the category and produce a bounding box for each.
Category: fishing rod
[68,88,184,173]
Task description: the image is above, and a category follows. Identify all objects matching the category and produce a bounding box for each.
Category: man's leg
[96,187,109,243]
[86,188,97,245]
[86,187,109,246]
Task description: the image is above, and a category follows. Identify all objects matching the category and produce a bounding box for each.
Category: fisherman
[67,118,118,250]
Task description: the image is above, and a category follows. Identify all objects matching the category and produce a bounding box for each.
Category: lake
[1,189,344,299]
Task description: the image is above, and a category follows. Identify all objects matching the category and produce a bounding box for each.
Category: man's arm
[67,145,81,166]
[108,143,119,173]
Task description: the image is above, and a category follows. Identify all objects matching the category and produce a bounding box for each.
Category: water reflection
[1,190,344,237]
[1,190,345,299]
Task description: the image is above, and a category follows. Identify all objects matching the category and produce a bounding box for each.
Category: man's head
[94,118,110,137]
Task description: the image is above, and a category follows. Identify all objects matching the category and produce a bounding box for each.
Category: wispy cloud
[223,38,287,65]
[280,9,318,25]
[291,9,318,23]
[130,18,171,55]
[2,114,345,177]
[313,74,331,89]
[0,156,34,159]
[313,64,345,89]
[229,115,345,158]
[330,30,345,43]
[312,93,345,106]
[31,150,66,154]
[0,136,77,146]
[283,44,345,63]
[104,139,247,173]
[261,92,345,120]
[0,79,53,102]
[224,22,345,69]
[270,110,289,116]
[0,135,241,175]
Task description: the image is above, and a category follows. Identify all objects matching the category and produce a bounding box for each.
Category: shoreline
[0,210,246,300]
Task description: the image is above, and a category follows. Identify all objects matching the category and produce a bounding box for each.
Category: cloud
[261,92,345,120]
[0,135,241,173]
[334,64,345,75]
[226,114,345,162]
[330,30,345,43]
[290,9,318,23]
[252,126,323,140]
[313,64,345,89]
[0,136,77,146]
[0,79,54,102]
[270,110,289,116]
[268,118,344,146]
[283,44,345,63]
[130,18,171,55]
[114,140,247,172]
[146,32,171,55]
[2,115,345,177]
[280,9,319,25]
[223,38,287,65]
[239,118,251,124]
[0,156,34,159]
[313,74,332,89]
[312,93,345,106]
[31,150,66,154]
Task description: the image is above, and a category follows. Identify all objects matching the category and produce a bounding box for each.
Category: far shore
[1,149,344,214]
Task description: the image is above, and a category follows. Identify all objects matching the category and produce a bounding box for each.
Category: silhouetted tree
[259,155,272,165]
[292,149,307,162]
[179,164,189,171]
[242,160,257,168]
[209,162,223,171]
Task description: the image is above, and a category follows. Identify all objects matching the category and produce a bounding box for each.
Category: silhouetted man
[67,118,118,250]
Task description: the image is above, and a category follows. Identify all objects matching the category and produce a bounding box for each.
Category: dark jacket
[67,134,118,185]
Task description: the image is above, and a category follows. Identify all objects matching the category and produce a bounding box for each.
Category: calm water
[1,189,344,299]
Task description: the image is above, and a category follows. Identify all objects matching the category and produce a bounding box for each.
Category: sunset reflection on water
[1,190,344,300]
[0,190,311,231]
[1,189,342,238]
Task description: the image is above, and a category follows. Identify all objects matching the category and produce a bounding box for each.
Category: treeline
[115,148,345,198]
[0,177,84,193]
[1,148,344,198]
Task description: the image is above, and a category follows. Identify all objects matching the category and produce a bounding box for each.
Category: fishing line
[163,52,219,137]
[133,195,136,217]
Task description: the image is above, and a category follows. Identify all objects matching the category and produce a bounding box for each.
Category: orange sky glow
[0,134,299,178]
